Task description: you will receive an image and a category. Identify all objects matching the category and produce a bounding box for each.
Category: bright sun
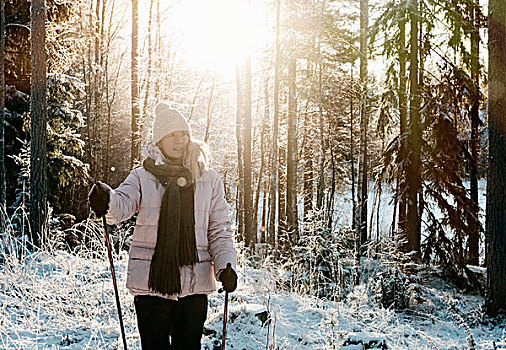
[174,0,266,78]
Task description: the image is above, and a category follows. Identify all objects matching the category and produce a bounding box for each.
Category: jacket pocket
[129,246,154,260]
[126,246,154,292]
[181,261,216,295]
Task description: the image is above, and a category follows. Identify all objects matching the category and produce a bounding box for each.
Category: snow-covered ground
[1,237,505,350]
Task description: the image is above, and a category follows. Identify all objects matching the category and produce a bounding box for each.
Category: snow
[1,242,506,350]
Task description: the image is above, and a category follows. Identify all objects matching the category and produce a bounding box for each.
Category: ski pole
[222,289,229,350]
[220,263,232,350]
[101,215,128,350]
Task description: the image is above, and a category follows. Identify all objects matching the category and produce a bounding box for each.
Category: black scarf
[143,157,199,295]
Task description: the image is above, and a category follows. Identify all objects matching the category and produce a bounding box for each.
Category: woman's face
[159,130,190,160]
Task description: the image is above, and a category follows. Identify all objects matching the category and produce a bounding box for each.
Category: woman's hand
[89,181,110,217]
[219,263,237,293]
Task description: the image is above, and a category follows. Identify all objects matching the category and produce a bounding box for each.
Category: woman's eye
[167,132,187,139]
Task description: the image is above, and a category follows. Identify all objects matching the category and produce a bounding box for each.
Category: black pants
[134,294,208,350]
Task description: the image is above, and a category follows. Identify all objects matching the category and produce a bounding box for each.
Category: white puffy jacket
[103,147,237,300]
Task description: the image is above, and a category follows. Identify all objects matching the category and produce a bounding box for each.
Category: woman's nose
[174,135,186,143]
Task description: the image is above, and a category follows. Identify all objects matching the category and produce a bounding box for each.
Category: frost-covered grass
[1,220,506,349]
[208,259,506,350]
[0,218,139,349]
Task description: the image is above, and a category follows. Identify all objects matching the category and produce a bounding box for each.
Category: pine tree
[236,65,245,242]
[398,5,408,237]
[29,0,48,246]
[356,0,369,246]
[286,45,299,245]
[316,48,326,213]
[244,49,254,248]
[406,0,421,253]
[268,0,281,251]
[468,0,481,266]
[486,0,506,316]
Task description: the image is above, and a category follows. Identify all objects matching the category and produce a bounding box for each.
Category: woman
[89,102,237,349]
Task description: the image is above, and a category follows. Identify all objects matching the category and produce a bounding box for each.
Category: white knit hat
[151,102,192,144]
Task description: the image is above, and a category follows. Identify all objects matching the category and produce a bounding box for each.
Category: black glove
[219,263,237,293]
[89,181,110,217]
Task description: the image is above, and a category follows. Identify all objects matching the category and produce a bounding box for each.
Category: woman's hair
[183,140,212,182]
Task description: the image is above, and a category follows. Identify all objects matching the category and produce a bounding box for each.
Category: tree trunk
[103,0,117,184]
[154,0,161,102]
[357,0,369,246]
[350,65,356,227]
[102,0,110,183]
[94,0,103,180]
[268,0,281,251]
[131,0,140,168]
[286,56,298,245]
[316,57,325,211]
[327,146,336,231]
[278,144,287,251]
[104,52,110,184]
[398,14,408,237]
[235,65,244,242]
[253,116,266,243]
[315,0,327,214]
[188,70,207,121]
[83,2,94,181]
[468,0,480,266]
[0,0,6,212]
[259,77,270,244]
[141,0,155,140]
[204,71,215,143]
[303,109,313,220]
[261,178,268,243]
[406,0,421,253]
[486,0,506,316]
[29,0,48,247]
[85,3,95,181]
[243,53,254,247]
[104,0,122,184]
[254,80,270,241]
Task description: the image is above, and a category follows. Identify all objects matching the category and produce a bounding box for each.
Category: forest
[1,0,506,348]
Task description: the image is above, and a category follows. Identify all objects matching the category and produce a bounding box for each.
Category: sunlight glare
[174,0,266,77]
